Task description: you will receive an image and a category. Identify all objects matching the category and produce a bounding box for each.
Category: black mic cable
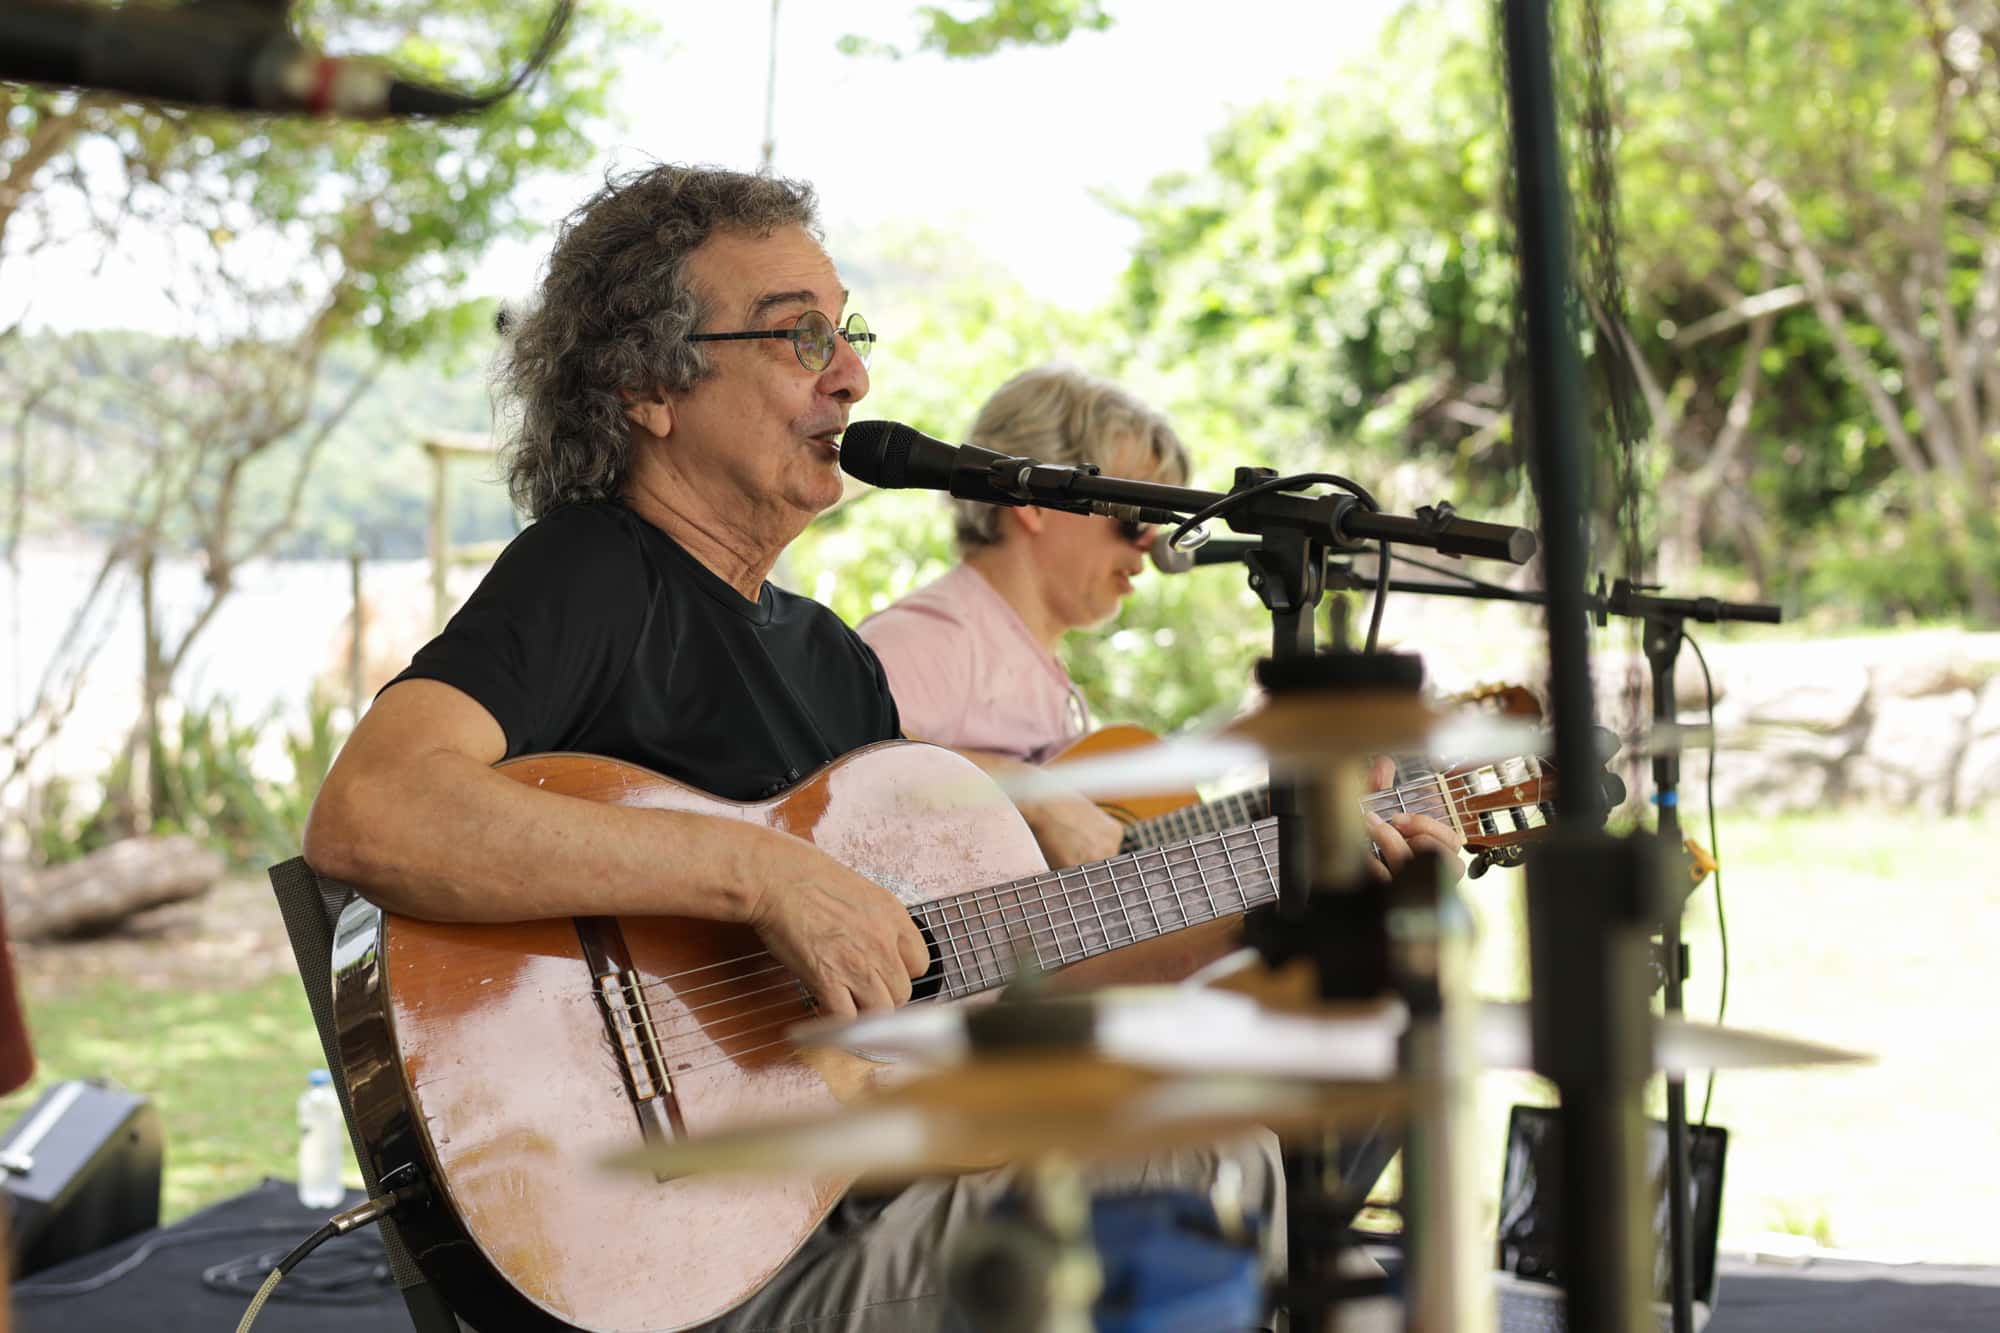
[0,0,572,117]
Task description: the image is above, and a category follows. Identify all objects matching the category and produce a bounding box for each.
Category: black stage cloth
[15,1178,2000,1331]
[14,1178,399,1332]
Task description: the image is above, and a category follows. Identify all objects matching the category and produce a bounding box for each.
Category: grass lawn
[5,808,1996,1260]
[1458,807,2000,1262]
[0,974,339,1223]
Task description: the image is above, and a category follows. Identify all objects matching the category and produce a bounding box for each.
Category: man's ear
[1009,506,1047,537]
[625,396,673,439]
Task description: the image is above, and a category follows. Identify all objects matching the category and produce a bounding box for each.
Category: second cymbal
[601,1055,1407,1185]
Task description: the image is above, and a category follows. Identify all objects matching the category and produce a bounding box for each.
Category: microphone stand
[904,429,1540,1328]
[1317,554,1780,1333]
[1608,580,1778,1333]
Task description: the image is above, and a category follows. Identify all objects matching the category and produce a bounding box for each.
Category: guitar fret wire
[951,891,994,995]
[1060,869,1088,965]
[1194,836,1220,920]
[1027,875,1066,968]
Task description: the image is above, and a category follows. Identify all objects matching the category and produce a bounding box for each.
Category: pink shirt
[857,564,1090,764]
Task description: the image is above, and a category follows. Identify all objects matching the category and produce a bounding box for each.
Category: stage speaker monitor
[0,1078,163,1278]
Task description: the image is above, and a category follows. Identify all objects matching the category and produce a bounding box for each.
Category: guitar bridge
[596,967,672,1107]
[576,917,685,1181]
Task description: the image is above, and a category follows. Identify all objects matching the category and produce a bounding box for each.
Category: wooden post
[422,431,503,633]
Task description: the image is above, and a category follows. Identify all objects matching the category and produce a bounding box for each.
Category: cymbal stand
[946,1156,1101,1333]
[1239,523,1486,1332]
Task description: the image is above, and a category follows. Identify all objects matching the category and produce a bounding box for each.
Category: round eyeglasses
[687,309,875,372]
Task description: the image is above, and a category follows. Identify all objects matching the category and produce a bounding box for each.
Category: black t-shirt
[392,501,901,801]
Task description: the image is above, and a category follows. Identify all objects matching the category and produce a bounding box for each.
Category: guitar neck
[1119,785,1273,852]
[913,819,1282,1001]
[1118,769,1469,854]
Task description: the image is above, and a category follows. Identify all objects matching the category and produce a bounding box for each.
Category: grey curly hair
[954,365,1191,552]
[495,164,821,519]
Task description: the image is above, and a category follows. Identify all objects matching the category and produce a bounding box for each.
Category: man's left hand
[1363,754,1465,884]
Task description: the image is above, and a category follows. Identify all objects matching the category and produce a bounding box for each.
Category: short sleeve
[392,506,651,756]
[856,603,973,746]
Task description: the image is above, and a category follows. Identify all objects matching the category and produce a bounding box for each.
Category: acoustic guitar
[1054,683,1545,864]
[332,737,1561,1332]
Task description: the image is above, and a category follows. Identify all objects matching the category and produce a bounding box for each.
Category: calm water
[4,544,447,784]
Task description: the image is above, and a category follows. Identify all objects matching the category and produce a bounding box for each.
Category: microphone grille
[837,419,914,488]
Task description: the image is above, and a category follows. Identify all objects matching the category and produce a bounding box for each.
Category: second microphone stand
[1315,555,1779,1333]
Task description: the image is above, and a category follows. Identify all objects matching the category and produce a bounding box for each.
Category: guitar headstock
[1444,680,1544,721]
[1436,752,1556,876]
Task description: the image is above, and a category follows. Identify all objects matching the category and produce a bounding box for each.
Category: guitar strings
[610,766,1543,1020]
[616,828,1282,1013]
[615,834,1283,1034]
[625,839,1296,1070]
[611,762,1527,998]
[612,784,1538,1078]
[1133,761,1545,841]
[596,771,1553,1068]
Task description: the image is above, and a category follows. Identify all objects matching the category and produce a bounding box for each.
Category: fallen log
[4,835,225,940]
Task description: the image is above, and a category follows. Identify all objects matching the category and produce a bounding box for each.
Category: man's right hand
[1017,789,1126,868]
[745,848,931,1019]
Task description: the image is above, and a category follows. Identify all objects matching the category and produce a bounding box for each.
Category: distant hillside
[8,329,522,560]
[268,340,521,559]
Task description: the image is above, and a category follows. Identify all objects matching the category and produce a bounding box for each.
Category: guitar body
[332,743,1049,1333]
[1046,723,1192,824]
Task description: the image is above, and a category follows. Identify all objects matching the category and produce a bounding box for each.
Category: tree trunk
[5,835,224,940]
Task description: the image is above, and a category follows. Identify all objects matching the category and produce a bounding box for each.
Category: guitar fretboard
[1119,786,1273,852]
[910,819,1280,1001]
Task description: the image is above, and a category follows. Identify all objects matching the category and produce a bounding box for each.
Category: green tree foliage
[1118,0,2000,627]
[840,0,1113,60]
[0,0,631,813]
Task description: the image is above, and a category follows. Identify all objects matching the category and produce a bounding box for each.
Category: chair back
[268,856,469,1333]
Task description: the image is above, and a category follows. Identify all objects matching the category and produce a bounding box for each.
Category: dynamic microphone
[839,419,1077,509]
[3,0,510,116]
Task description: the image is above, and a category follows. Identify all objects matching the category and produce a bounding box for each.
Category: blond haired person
[858,365,1190,868]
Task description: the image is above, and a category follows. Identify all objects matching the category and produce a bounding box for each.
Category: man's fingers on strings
[1389,811,1464,854]
[855,974,899,1014]
[815,984,858,1021]
[897,924,932,980]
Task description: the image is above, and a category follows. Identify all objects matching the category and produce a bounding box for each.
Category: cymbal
[996,701,1544,805]
[798,982,1870,1078]
[599,1056,1406,1185]
[1474,1000,1872,1073]
[798,986,1408,1082]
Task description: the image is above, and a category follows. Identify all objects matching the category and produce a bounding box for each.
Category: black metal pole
[1645,615,1697,1333]
[1502,1,1651,1329]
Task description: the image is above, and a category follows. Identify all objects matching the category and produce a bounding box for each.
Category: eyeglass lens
[793,311,874,372]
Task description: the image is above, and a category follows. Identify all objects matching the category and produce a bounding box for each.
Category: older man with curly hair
[303,163,1288,1332]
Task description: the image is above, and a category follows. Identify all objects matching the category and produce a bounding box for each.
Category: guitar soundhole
[912,916,946,1001]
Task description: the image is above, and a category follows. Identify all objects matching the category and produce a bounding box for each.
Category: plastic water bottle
[296,1069,347,1209]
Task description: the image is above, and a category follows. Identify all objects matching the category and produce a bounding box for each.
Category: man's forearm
[303,749,799,925]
